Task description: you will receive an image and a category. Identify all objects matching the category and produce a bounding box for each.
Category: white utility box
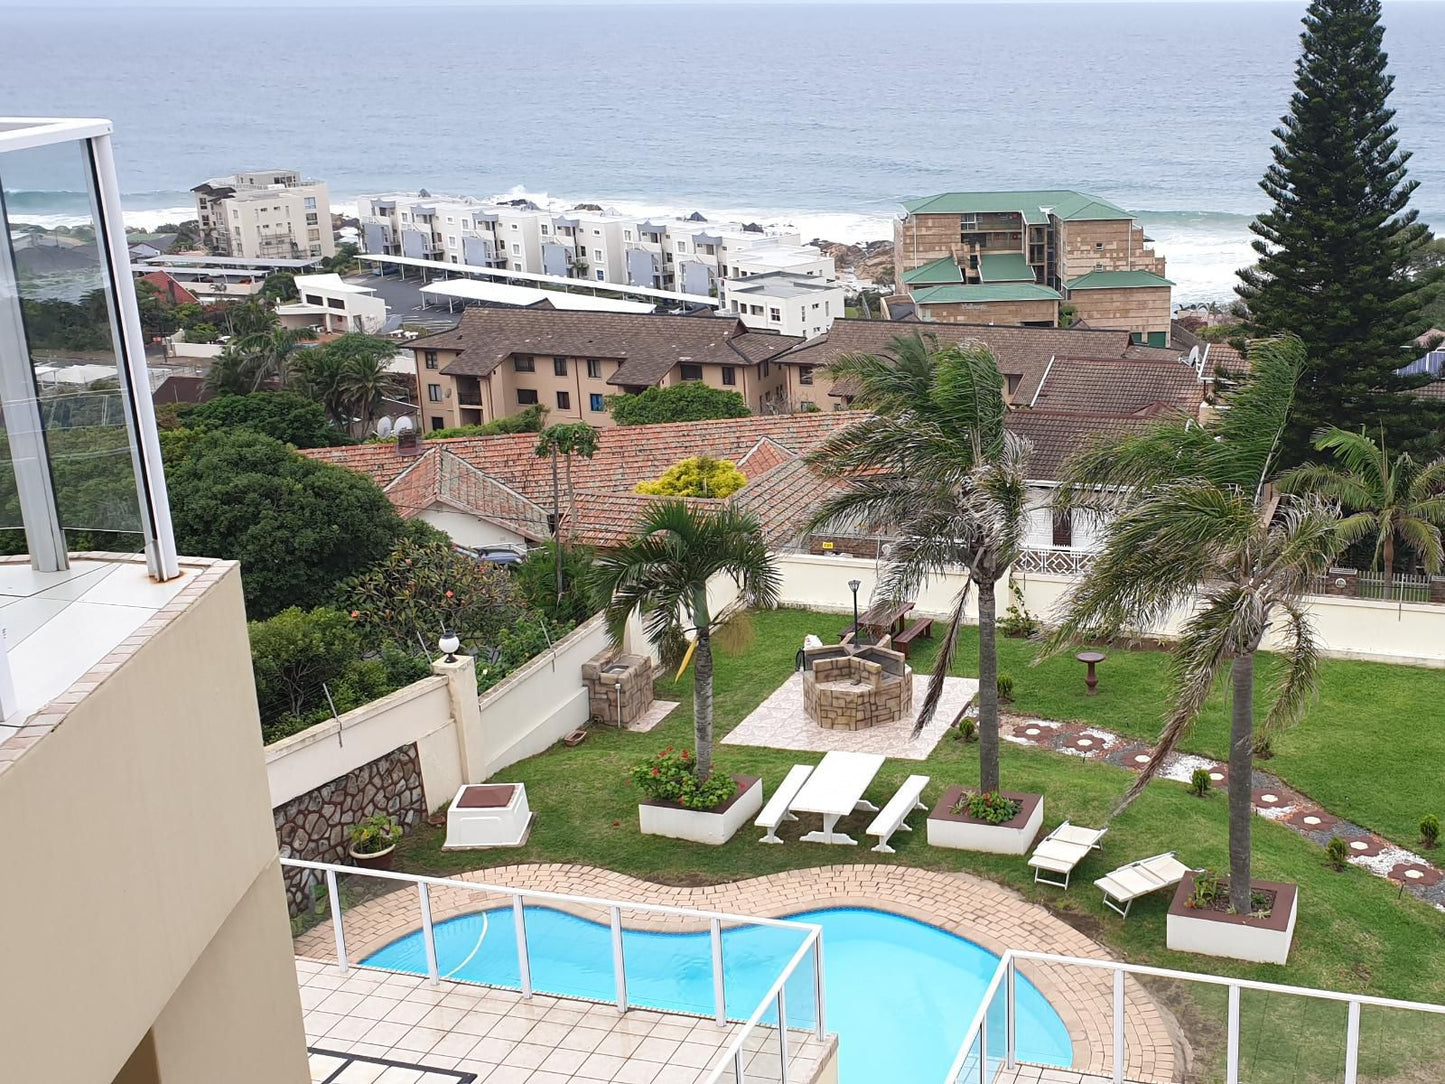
[443,783,534,849]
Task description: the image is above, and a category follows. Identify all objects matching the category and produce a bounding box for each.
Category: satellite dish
[376,416,394,438]
[394,416,414,434]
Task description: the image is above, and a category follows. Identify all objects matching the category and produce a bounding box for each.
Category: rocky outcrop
[811,238,895,286]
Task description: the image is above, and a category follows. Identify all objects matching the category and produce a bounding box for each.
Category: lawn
[393,608,1445,1083]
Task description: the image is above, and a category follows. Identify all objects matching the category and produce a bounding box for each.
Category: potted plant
[349,813,403,870]
[927,787,1044,855]
[1166,869,1299,965]
[631,746,761,845]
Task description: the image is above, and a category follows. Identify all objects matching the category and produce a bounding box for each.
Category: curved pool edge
[292,861,1180,1081]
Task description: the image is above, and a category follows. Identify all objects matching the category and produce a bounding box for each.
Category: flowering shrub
[629,747,737,810]
[955,790,1022,825]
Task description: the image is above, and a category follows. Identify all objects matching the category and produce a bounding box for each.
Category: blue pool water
[363,906,1071,1082]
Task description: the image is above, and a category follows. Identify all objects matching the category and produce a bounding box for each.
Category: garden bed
[1166,872,1299,965]
[638,774,762,845]
[926,786,1044,855]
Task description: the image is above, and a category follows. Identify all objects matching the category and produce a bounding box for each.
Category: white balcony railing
[944,949,1445,1084]
[1013,545,1095,577]
[282,858,825,1083]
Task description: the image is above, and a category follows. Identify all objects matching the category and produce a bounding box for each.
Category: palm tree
[535,423,599,604]
[232,325,318,391]
[340,347,405,437]
[1048,336,1342,914]
[805,333,1030,793]
[594,502,780,777]
[1279,427,1445,596]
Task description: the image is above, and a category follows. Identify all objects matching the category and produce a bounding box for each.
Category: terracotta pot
[348,843,396,871]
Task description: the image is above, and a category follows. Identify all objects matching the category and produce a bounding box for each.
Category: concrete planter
[639,775,762,845]
[1166,874,1298,965]
[927,787,1044,855]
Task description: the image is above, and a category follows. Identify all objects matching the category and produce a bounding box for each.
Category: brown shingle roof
[1029,356,1204,417]
[415,306,797,384]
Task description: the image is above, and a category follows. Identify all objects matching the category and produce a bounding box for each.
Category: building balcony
[456,389,483,407]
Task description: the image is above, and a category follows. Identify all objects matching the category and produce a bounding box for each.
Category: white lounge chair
[755,764,814,844]
[866,774,930,853]
[1095,852,1192,918]
[1028,820,1107,890]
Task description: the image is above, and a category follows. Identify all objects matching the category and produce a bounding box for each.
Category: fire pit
[801,640,912,730]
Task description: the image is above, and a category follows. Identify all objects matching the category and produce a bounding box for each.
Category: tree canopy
[635,455,747,498]
[180,391,344,448]
[608,383,750,426]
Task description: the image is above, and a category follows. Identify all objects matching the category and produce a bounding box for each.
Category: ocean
[3,1,1443,303]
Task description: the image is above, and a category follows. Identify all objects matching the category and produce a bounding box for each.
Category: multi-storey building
[894,190,1172,345]
[192,169,335,259]
[724,271,847,341]
[409,306,801,430]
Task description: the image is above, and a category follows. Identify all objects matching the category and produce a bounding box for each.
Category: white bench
[866,774,930,853]
[755,764,814,844]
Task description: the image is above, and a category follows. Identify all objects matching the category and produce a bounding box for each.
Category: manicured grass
[392,607,1445,1083]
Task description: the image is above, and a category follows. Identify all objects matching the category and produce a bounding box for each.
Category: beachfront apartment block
[894,190,1173,345]
[724,270,848,340]
[193,169,335,259]
[409,306,801,430]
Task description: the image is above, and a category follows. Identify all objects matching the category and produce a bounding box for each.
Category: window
[799,366,814,386]
[824,301,830,316]
[424,350,438,370]
[721,366,736,386]
[586,359,602,378]
[540,225,549,235]
[553,358,568,376]
[512,243,521,254]
[680,364,703,382]
[304,196,317,210]
[624,229,633,241]
[305,294,323,305]
[1005,373,1021,397]
[327,298,344,309]
[513,263,522,271]
[305,213,318,226]
[592,248,603,260]
[514,355,535,372]
[768,307,781,322]
[308,229,321,241]
[750,304,763,316]
[592,228,601,236]
[761,360,770,378]
[589,392,606,412]
[595,270,605,281]
[811,302,819,310]
[556,390,571,410]
[427,383,442,402]
[430,415,444,431]
[1052,510,1074,548]
[517,389,539,405]
[309,245,322,257]
[677,241,688,253]
[510,223,519,230]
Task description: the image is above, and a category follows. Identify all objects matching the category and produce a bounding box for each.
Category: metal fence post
[610,905,628,1012]
[325,868,348,974]
[1112,967,1126,1084]
[1005,956,1017,1069]
[711,918,727,1025]
[1227,984,1241,1084]
[513,895,532,998]
[811,933,827,1041]
[1345,999,1361,1084]
[733,1047,747,1084]
[978,1023,987,1084]
[418,883,439,986]
[776,986,791,1084]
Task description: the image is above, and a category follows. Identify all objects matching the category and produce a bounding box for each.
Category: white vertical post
[325,868,348,974]
[711,918,727,1025]
[610,905,627,1012]
[1226,983,1241,1084]
[977,1020,987,1084]
[733,1047,746,1084]
[1005,956,1017,1069]
[1112,967,1126,1084]
[512,895,532,998]
[811,934,826,1041]
[1344,999,1361,1084]
[418,883,439,986]
[776,987,791,1084]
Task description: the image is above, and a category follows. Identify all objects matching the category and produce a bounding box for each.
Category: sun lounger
[866,774,930,853]
[1027,820,1108,889]
[1095,852,1192,918]
[755,764,814,844]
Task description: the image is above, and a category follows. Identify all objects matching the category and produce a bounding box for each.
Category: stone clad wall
[274,744,427,916]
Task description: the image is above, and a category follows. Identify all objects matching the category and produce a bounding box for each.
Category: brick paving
[294,864,1179,1082]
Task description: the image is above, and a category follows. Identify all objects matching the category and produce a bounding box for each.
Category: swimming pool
[363,905,1072,1082]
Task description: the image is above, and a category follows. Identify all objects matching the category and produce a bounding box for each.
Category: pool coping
[294,862,1180,1082]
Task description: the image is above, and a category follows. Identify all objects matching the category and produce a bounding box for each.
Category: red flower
[680,750,690,760]
[651,767,660,776]
[445,590,454,598]
[349,610,360,619]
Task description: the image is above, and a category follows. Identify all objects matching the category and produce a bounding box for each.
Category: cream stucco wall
[0,562,308,1084]
[420,505,530,550]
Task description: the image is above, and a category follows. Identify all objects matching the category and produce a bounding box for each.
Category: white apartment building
[193,170,335,259]
[724,271,847,340]
[276,273,388,335]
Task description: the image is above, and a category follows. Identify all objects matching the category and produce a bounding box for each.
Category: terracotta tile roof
[1198,341,1247,377]
[414,306,796,385]
[735,436,798,478]
[1006,410,1152,481]
[436,452,550,540]
[381,450,441,519]
[303,442,420,489]
[730,457,845,546]
[1029,355,1205,417]
[565,491,724,548]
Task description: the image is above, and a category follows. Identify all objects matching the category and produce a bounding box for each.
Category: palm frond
[912,577,975,738]
[1259,597,1319,744]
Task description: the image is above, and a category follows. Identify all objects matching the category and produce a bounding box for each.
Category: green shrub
[349,813,402,855]
[999,580,1040,638]
[1326,836,1350,871]
[609,383,749,426]
[956,717,978,743]
[180,391,343,448]
[957,790,1021,825]
[476,615,577,696]
[250,606,358,724]
[423,404,548,440]
[629,746,737,810]
[996,673,1014,702]
[1188,768,1212,797]
[635,455,747,498]
[1187,870,1224,908]
[514,541,597,624]
[1421,814,1440,849]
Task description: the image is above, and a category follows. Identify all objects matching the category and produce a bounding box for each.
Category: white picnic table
[790,750,886,845]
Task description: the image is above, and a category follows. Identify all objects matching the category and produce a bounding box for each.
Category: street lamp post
[848,579,861,641]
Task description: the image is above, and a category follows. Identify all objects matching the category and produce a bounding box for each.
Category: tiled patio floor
[297,957,833,1084]
[722,671,979,758]
[996,1069,1117,1083]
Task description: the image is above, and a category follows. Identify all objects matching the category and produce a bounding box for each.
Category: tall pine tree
[1238,0,1442,465]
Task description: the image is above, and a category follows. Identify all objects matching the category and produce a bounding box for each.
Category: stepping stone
[1387,863,1443,887]
[1339,835,1385,857]
[1284,808,1339,833]
[1252,788,1290,810]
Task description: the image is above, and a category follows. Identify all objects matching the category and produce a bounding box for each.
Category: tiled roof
[1065,270,1174,291]
[724,330,803,364]
[1029,356,1204,417]
[565,491,724,548]
[413,306,795,384]
[436,452,550,540]
[1006,410,1152,481]
[912,282,1062,304]
[731,457,844,546]
[381,450,441,519]
[735,436,797,478]
[303,442,420,489]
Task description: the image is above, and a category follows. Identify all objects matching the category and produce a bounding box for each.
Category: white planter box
[638,775,762,845]
[1167,876,1298,965]
[443,783,534,849]
[927,788,1044,855]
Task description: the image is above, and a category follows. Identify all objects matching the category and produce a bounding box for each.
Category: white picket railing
[943,949,1445,1084]
[1013,545,1095,577]
[282,858,825,1083]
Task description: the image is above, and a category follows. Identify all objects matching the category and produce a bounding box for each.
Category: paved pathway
[1004,715,1445,910]
[294,864,1178,1082]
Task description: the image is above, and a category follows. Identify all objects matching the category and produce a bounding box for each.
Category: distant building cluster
[192,169,335,260]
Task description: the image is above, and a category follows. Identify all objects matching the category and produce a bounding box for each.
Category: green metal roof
[900,255,964,285]
[1065,270,1175,291]
[911,283,1062,305]
[976,252,1037,283]
[901,189,1135,223]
